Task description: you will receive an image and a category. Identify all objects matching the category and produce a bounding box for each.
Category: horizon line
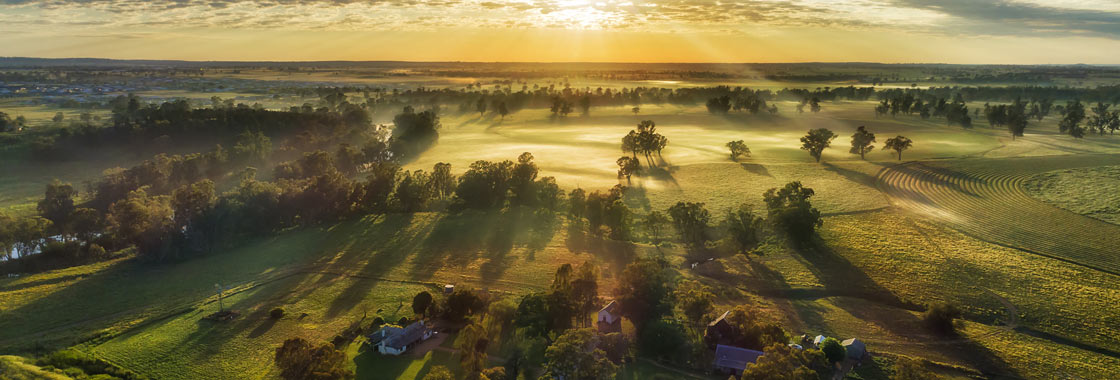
[3,56,1118,67]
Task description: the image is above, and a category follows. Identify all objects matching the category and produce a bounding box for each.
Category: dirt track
[876,154,1120,275]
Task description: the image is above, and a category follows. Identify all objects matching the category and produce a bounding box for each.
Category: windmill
[214,283,226,312]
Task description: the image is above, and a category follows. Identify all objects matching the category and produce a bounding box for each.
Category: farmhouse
[367,321,434,355]
[704,310,734,348]
[597,300,622,334]
[712,344,765,376]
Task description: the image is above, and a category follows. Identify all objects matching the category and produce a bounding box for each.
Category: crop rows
[876,155,1120,275]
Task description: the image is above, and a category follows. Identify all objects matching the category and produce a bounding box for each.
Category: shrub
[924,302,962,335]
[820,337,846,363]
[270,307,284,319]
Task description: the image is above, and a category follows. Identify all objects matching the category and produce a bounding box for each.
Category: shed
[705,310,734,347]
[712,344,765,375]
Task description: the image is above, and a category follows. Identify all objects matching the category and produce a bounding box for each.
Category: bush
[924,302,962,335]
[270,307,284,319]
[820,337,846,363]
[369,316,385,330]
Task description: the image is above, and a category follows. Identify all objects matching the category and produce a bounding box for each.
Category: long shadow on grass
[739,163,772,177]
[793,238,1020,378]
[407,207,560,286]
[323,213,430,319]
[0,229,329,352]
[821,162,878,188]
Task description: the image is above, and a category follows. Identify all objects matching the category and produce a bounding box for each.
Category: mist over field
[2,1,1120,379]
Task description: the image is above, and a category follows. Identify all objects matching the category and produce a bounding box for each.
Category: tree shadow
[738,163,772,177]
[323,213,429,319]
[792,238,1020,378]
[644,165,681,190]
[820,162,877,188]
[622,186,652,213]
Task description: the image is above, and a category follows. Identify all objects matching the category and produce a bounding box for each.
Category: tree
[642,211,669,243]
[883,135,913,161]
[453,159,514,210]
[510,152,539,207]
[52,112,64,123]
[808,97,821,113]
[726,140,751,161]
[570,261,601,327]
[639,319,689,363]
[616,156,641,184]
[875,99,890,118]
[621,120,668,166]
[667,201,710,247]
[707,96,732,114]
[231,131,272,163]
[740,343,825,380]
[616,259,672,331]
[579,96,591,116]
[799,128,836,163]
[412,291,433,317]
[542,329,617,380]
[498,102,509,120]
[391,106,441,158]
[1006,98,1029,139]
[429,162,456,200]
[820,337,846,363]
[849,126,876,159]
[444,288,485,322]
[723,203,763,254]
[1088,102,1112,135]
[476,97,487,116]
[421,366,454,380]
[456,323,490,378]
[395,169,432,212]
[37,180,77,233]
[674,280,714,329]
[763,182,821,241]
[1059,100,1086,138]
[106,188,175,259]
[632,106,640,114]
[334,144,363,176]
[274,337,352,380]
[568,188,586,219]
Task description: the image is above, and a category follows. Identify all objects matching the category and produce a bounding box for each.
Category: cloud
[1,0,1118,40]
[891,0,1120,37]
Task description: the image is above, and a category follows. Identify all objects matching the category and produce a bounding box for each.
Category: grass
[0,355,74,380]
[878,155,1120,275]
[713,208,1120,378]
[0,210,632,379]
[1023,165,1120,225]
[5,93,1120,379]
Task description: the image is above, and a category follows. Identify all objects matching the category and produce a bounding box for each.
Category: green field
[3,74,1120,380]
[1023,165,1120,225]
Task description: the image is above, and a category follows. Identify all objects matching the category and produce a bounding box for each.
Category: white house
[597,300,622,334]
[368,321,434,355]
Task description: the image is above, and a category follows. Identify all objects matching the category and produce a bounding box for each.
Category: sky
[1,0,1119,63]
